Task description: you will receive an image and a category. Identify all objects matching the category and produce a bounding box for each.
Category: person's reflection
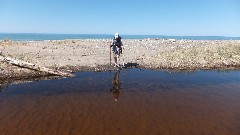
[0,84,4,92]
[110,71,122,101]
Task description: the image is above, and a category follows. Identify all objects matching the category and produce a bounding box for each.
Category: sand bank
[1,39,240,80]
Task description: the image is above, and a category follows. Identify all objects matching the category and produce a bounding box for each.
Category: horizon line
[0,32,240,38]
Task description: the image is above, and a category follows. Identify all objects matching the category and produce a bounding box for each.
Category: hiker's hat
[115,33,119,39]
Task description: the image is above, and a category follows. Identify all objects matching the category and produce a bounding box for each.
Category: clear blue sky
[0,0,240,36]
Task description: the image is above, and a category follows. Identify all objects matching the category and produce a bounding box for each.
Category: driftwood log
[0,54,75,77]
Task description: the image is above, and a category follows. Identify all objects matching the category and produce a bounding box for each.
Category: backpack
[113,36,122,48]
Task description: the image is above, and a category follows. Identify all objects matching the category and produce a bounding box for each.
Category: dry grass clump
[153,43,240,69]
[0,39,13,46]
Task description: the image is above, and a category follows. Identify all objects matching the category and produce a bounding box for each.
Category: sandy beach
[1,39,240,80]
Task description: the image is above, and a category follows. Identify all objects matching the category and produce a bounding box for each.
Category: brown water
[0,69,240,135]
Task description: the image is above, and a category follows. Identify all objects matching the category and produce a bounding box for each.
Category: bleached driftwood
[0,54,75,77]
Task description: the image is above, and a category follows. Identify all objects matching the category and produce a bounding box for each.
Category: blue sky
[0,0,239,36]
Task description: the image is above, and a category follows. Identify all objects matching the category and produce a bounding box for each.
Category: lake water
[0,69,240,135]
[1,33,240,41]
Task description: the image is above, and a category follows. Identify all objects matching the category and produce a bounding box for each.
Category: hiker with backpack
[110,33,123,67]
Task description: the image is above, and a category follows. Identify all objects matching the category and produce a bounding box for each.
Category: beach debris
[0,54,75,77]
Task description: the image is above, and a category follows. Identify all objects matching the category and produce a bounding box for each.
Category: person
[110,33,123,67]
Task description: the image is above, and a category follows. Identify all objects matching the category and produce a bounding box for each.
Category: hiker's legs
[114,56,118,65]
[114,55,120,66]
[112,47,120,67]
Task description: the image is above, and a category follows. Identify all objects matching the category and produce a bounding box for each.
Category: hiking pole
[122,48,125,67]
[109,43,112,67]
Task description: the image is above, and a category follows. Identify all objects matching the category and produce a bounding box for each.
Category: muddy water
[0,69,240,135]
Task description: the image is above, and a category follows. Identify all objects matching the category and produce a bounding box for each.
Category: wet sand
[1,70,240,135]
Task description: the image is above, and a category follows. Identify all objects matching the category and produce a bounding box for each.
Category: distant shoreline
[1,33,240,41]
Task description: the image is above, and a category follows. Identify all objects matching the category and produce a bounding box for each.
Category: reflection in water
[0,84,5,92]
[0,69,240,135]
[110,71,122,101]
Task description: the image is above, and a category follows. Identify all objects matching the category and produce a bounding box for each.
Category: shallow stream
[0,69,240,135]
